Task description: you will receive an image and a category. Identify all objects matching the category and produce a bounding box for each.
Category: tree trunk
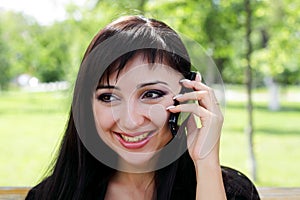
[244,0,257,181]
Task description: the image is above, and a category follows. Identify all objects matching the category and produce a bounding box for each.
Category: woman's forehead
[107,65,180,84]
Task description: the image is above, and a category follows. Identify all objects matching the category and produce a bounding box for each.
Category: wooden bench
[0,187,300,199]
[0,187,30,200]
[258,187,300,200]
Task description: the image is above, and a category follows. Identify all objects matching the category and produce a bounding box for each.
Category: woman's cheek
[94,107,116,133]
[147,104,169,128]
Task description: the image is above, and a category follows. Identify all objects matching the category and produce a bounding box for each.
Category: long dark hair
[30,16,195,200]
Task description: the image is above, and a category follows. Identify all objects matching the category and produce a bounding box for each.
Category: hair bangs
[100,48,189,86]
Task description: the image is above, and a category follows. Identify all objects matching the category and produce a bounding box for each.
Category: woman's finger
[166,103,209,118]
[173,90,208,102]
[179,78,210,91]
[178,77,219,111]
[174,89,220,112]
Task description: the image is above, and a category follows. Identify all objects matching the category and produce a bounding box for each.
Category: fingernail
[179,79,191,83]
[173,94,183,100]
[166,105,176,110]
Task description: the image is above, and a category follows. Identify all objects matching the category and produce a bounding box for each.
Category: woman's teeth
[120,133,149,143]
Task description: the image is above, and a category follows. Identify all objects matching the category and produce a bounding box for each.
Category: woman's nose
[118,100,146,131]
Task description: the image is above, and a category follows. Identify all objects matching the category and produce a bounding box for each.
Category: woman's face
[93,53,183,165]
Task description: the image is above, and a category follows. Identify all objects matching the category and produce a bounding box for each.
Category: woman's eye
[97,93,119,102]
[142,90,166,99]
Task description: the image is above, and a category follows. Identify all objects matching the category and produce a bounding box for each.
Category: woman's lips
[114,131,154,149]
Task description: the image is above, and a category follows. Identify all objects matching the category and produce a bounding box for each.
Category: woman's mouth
[114,131,154,149]
[120,132,150,142]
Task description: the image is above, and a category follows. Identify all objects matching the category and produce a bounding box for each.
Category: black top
[25,166,260,200]
[221,166,260,200]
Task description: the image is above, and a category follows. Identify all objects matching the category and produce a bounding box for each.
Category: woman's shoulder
[25,182,42,200]
[25,176,108,200]
[221,166,260,200]
[25,177,52,200]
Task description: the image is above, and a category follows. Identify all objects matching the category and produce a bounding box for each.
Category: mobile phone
[169,71,197,136]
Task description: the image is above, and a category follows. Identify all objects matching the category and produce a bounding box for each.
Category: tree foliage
[251,0,300,85]
[0,0,299,89]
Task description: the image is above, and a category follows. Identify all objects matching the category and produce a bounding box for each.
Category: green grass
[0,90,70,186]
[0,88,299,187]
[220,101,300,187]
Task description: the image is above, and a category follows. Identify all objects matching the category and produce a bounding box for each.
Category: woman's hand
[167,72,226,199]
[167,72,224,163]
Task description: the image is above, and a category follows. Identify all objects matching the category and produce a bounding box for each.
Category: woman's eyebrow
[137,81,169,88]
[96,85,120,90]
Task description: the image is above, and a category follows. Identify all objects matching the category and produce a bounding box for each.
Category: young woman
[26,15,260,200]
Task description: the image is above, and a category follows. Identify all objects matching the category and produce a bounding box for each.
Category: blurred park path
[225,88,300,103]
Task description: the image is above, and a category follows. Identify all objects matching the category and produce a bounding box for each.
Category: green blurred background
[0,0,299,187]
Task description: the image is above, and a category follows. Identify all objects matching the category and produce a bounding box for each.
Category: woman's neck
[112,171,155,190]
[105,171,156,200]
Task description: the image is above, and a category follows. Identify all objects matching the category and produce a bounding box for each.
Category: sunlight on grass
[0,91,70,186]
